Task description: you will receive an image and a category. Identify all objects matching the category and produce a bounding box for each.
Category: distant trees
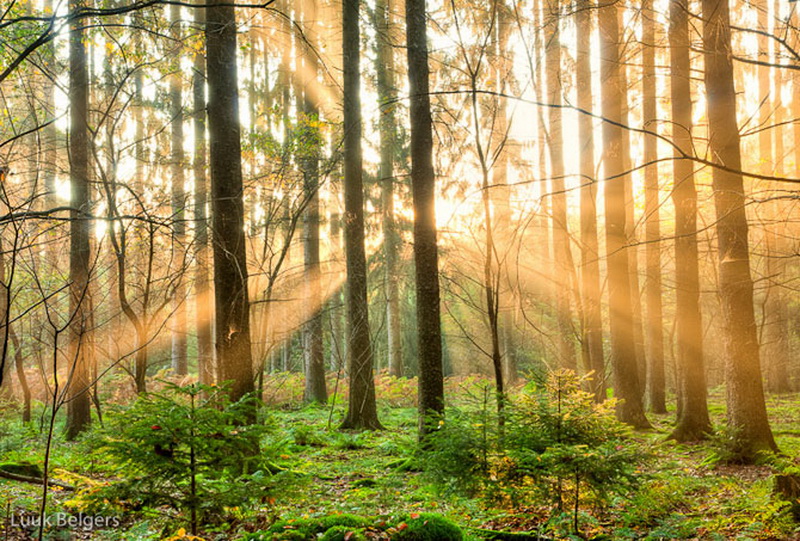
[0,0,797,462]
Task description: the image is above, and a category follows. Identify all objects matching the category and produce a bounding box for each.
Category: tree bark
[300,0,327,404]
[206,0,255,409]
[340,0,382,430]
[545,0,576,372]
[575,0,604,401]
[667,0,711,441]
[616,7,646,395]
[598,0,650,429]
[702,0,776,458]
[406,0,445,438]
[194,0,214,386]
[376,0,403,378]
[171,2,188,376]
[642,0,665,414]
[759,0,790,394]
[66,0,93,439]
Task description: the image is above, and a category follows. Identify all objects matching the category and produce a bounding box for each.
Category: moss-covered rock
[0,461,43,478]
[245,513,372,540]
[320,525,368,541]
[391,513,463,541]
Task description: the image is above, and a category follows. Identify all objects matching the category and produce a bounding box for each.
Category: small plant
[502,371,648,534]
[83,382,281,535]
[422,370,649,537]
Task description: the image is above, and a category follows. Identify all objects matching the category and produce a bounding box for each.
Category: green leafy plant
[502,371,648,534]
[422,371,649,537]
[82,382,281,535]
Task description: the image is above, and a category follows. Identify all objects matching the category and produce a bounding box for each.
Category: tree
[641,0,665,413]
[407,0,444,437]
[758,0,790,394]
[667,0,711,441]
[66,0,93,439]
[340,0,382,430]
[375,0,403,378]
[194,0,213,386]
[299,0,327,404]
[206,0,255,408]
[701,0,776,458]
[575,0,604,401]
[545,0,576,372]
[170,2,188,376]
[598,0,650,429]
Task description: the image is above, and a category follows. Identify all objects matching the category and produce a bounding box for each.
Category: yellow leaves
[164,528,207,541]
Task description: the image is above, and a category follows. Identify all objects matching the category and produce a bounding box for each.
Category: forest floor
[1,380,800,540]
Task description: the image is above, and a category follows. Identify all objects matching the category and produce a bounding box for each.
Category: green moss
[0,461,43,478]
[258,513,371,540]
[391,513,463,541]
[320,525,368,541]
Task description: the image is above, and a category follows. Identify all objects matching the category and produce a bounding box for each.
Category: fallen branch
[0,468,76,491]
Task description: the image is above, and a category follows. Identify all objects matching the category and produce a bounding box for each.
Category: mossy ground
[1,382,799,540]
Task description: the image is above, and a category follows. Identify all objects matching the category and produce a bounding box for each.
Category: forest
[1,0,800,538]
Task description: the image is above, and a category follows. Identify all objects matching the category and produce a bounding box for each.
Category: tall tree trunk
[598,0,650,429]
[575,0,604,401]
[66,0,93,439]
[545,0,576,372]
[759,0,790,394]
[616,7,646,394]
[702,0,776,458]
[300,0,327,404]
[668,0,711,441]
[171,3,188,376]
[376,0,403,378]
[206,0,255,409]
[340,0,382,430]
[194,0,213,386]
[407,0,444,438]
[43,0,58,218]
[642,0,665,413]
[493,0,516,385]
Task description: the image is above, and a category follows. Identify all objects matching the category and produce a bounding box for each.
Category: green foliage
[319,525,368,541]
[245,513,464,541]
[420,408,493,496]
[245,513,371,540]
[79,382,282,530]
[503,371,645,502]
[422,371,649,536]
[0,415,37,459]
[702,424,749,465]
[391,513,463,541]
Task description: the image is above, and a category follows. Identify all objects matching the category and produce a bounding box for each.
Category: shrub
[82,382,281,534]
[422,370,649,537]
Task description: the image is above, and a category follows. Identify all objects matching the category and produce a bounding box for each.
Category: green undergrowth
[0,381,799,539]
